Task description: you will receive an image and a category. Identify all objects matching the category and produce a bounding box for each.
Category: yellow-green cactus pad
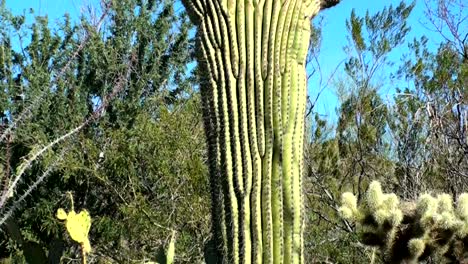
[56,208,92,253]
[66,210,91,249]
[56,208,67,220]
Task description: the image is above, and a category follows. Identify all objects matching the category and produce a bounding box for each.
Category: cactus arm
[271,1,288,263]
[252,4,267,262]
[236,0,253,262]
[254,0,266,157]
[261,1,279,263]
[180,0,205,25]
[279,1,298,261]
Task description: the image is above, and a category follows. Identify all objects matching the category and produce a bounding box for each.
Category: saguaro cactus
[181,0,338,263]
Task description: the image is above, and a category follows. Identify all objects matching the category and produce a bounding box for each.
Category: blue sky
[310,0,445,122]
[5,0,446,123]
[5,0,99,22]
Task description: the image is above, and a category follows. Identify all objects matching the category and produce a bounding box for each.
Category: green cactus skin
[182,1,321,263]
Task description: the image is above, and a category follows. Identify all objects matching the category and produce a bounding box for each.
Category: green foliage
[2,219,49,264]
[395,35,468,195]
[0,0,465,263]
[333,0,416,194]
[304,9,416,260]
[344,1,414,87]
[0,0,209,262]
[303,1,465,262]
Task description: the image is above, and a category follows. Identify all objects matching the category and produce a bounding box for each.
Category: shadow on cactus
[339,181,468,263]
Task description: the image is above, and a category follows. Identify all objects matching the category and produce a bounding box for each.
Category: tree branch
[320,0,341,11]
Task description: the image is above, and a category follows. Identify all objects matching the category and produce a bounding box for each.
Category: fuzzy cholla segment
[339,181,468,263]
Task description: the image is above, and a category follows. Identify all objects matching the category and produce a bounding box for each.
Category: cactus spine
[182,1,321,263]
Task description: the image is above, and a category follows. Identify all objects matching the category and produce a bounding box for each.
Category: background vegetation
[0,0,466,263]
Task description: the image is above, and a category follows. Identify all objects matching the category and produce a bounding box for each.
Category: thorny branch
[0,52,135,223]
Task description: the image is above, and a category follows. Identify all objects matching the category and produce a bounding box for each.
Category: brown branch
[320,0,341,11]
[1,134,12,200]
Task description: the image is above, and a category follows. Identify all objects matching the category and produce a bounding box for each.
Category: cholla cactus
[339,181,468,263]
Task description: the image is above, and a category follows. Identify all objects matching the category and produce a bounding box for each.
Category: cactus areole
[181,1,336,263]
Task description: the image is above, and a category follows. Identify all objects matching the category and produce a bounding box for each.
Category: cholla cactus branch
[340,181,468,263]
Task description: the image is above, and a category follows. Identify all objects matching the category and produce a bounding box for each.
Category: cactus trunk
[182,1,321,263]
